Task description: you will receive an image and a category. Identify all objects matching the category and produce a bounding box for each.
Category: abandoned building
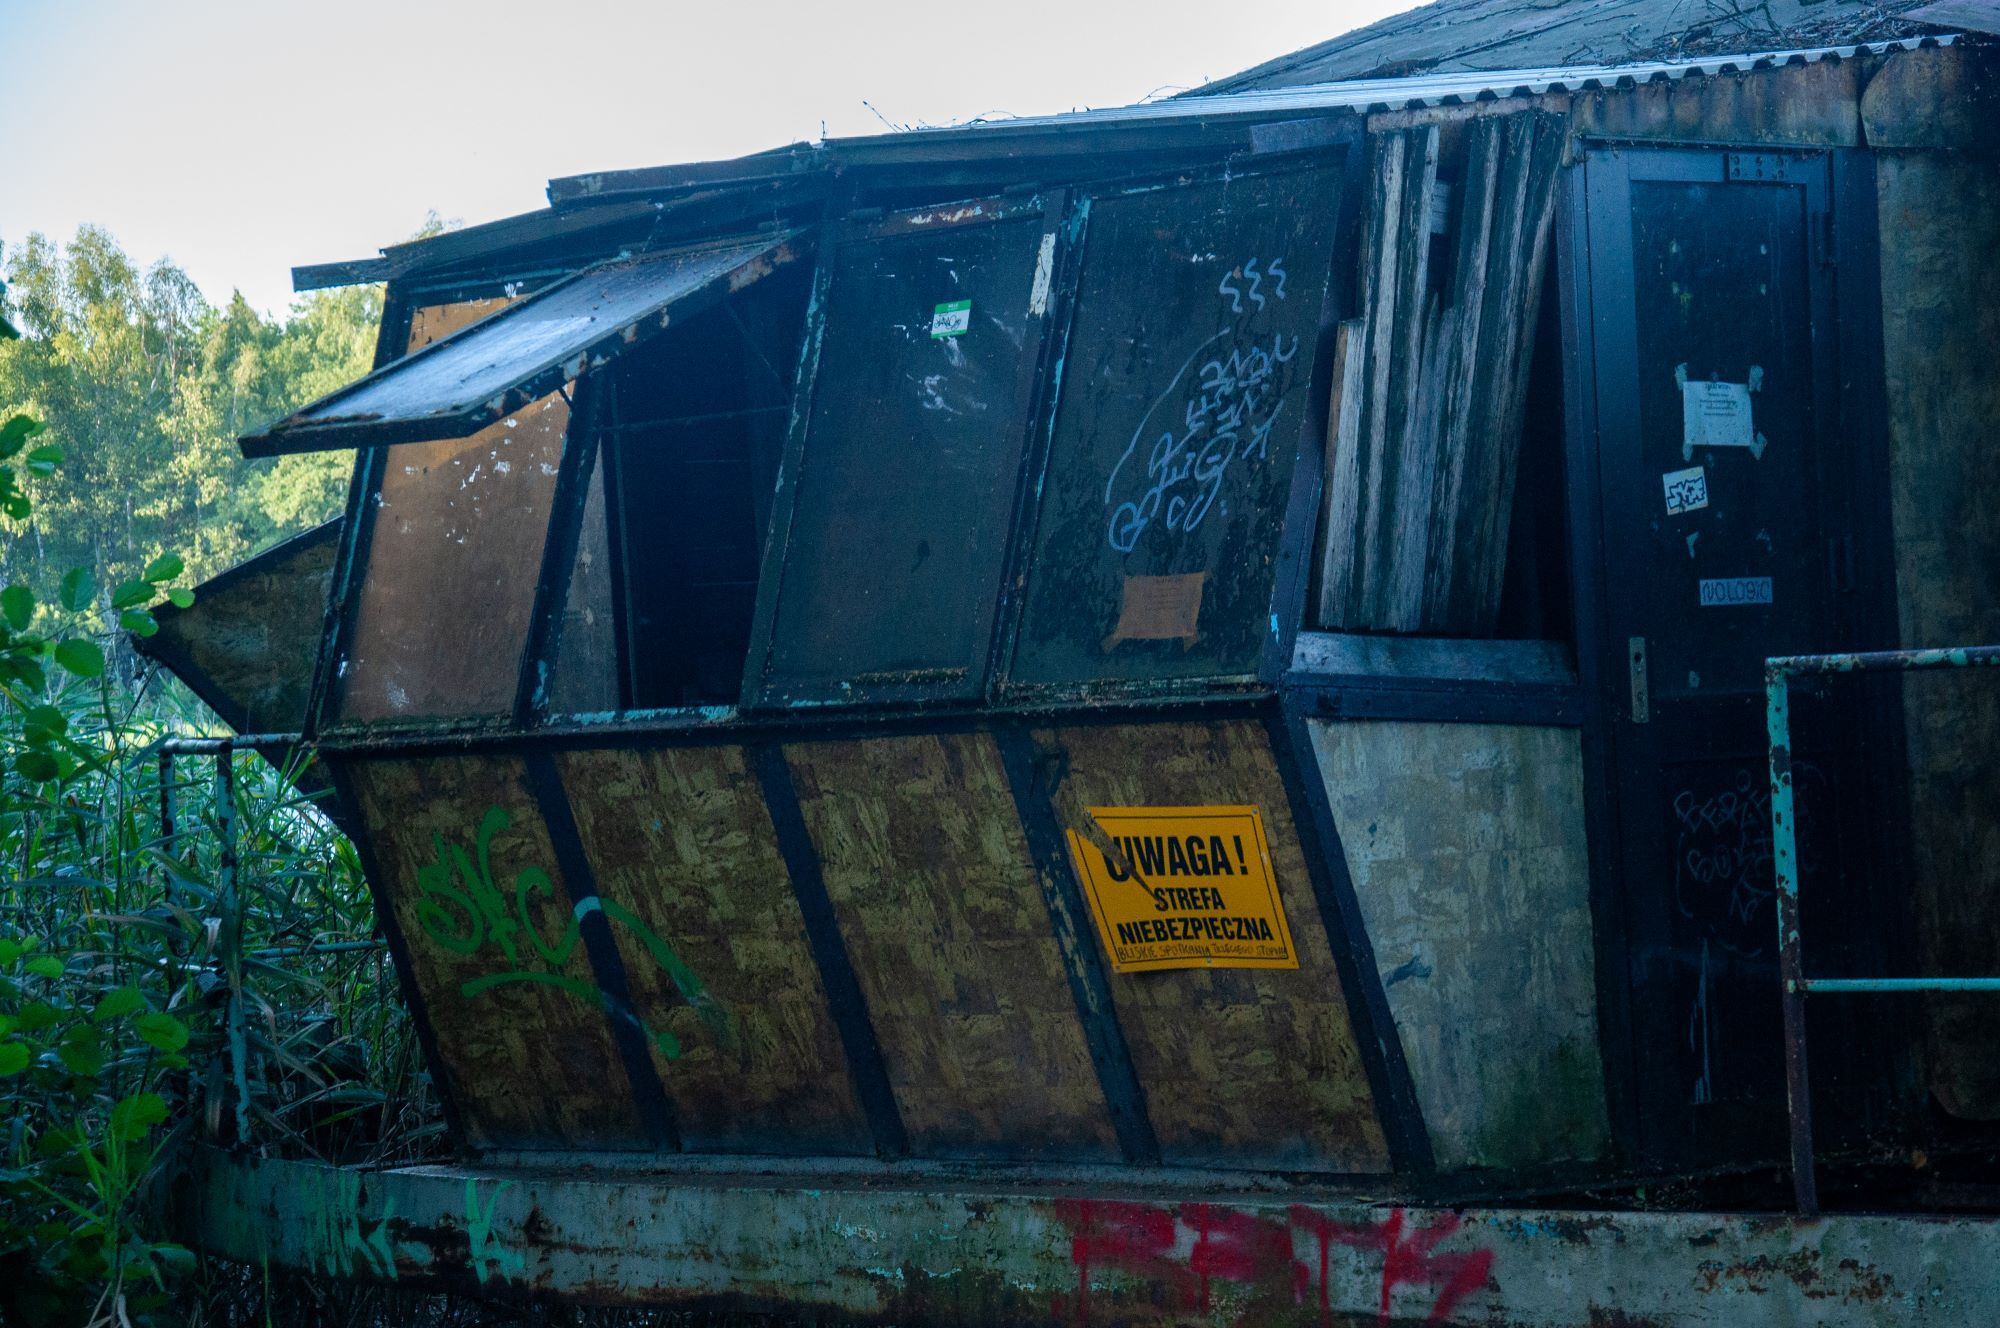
[141,0,2000,1319]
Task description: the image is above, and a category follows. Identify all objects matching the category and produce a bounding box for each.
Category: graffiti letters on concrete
[1054,1200,1495,1326]
[412,805,725,1056]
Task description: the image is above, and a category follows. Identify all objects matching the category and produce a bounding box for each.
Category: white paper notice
[1681,380,1755,458]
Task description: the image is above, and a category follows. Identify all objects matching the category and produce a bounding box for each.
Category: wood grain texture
[344,755,648,1149]
[556,747,870,1153]
[1036,720,1391,1173]
[784,734,1118,1160]
[1316,113,1565,635]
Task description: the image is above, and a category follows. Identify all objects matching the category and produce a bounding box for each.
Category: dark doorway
[1566,145,1902,1171]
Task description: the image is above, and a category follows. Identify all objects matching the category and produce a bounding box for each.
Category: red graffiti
[1051,1199,1494,1327]
[1290,1206,1495,1326]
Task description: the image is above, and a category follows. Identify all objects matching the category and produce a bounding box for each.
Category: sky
[0,0,1422,318]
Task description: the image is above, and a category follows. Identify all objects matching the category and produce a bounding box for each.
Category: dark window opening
[600,261,812,709]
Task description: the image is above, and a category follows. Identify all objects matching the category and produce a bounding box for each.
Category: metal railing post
[1767,664,1818,1214]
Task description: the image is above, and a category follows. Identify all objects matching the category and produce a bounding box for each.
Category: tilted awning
[239,232,807,456]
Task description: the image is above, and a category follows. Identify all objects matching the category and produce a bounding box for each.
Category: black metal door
[1573,145,1872,1169]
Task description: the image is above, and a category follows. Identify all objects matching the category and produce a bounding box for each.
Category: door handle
[1628,636,1651,724]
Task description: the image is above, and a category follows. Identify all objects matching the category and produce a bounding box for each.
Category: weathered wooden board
[342,755,648,1149]
[1308,720,1607,1171]
[143,522,337,734]
[1035,720,1390,1172]
[338,299,566,723]
[1876,153,2000,1119]
[784,734,1118,1159]
[556,747,870,1153]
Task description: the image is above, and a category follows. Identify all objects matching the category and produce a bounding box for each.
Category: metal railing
[1767,644,2000,1214]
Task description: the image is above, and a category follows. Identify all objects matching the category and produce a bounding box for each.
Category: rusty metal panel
[342,755,648,1149]
[1570,57,1864,146]
[784,733,1119,1160]
[1035,720,1390,1173]
[186,1146,1999,1323]
[138,521,338,735]
[1308,719,1608,1171]
[554,746,871,1153]
[242,238,804,454]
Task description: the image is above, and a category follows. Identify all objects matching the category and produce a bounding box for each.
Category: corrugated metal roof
[1191,0,1947,93]
[854,35,1952,144]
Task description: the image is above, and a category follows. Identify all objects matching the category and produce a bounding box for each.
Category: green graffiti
[413,804,727,1057]
[465,1178,526,1285]
[297,1167,397,1281]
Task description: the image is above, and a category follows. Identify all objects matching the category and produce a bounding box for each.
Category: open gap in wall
[1493,251,1570,644]
[600,262,814,710]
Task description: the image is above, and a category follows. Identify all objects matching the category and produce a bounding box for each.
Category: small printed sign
[1663,465,1709,516]
[930,299,972,338]
[1682,380,1755,454]
[1065,806,1298,973]
[1700,576,1774,607]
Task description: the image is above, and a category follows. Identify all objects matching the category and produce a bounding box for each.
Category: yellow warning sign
[1065,805,1298,973]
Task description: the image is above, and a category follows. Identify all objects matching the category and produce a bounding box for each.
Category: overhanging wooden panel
[1033,719,1390,1172]
[784,733,1118,1160]
[342,754,648,1149]
[555,746,870,1154]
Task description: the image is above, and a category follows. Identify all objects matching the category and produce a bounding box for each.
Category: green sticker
[930,299,972,338]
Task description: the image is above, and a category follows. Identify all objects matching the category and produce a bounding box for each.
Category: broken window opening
[583,260,813,712]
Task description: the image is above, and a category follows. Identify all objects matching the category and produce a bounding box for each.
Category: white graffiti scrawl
[1104,267,1298,555]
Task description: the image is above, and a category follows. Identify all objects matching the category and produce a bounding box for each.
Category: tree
[0,227,379,616]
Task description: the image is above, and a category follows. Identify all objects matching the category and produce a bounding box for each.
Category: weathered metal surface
[785,733,1120,1160]
[185,1146,2000,1323]
[1308,720,1607,1173]
[1860,42,2000,149]
[1192,0,1937,93]
[1768,645,2000,1213]
[1034,721,1390,1173]
[554,746,870,1154]
[136,520,339,736]
[244,237,805,454]
[341,755,649,1149]
[1571,51,1864,147]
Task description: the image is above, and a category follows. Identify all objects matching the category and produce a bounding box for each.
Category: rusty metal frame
[1767,644,2000,1216]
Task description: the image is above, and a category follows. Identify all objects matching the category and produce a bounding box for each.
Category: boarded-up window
[1008,164,1346,688]
[1316,112,1566,635]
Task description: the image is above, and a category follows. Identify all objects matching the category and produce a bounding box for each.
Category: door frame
[1558,140,1913,1171]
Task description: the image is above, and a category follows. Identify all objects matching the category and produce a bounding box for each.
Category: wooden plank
[785,734,1119,1160]
[1034,720,1391,1173]
[556,747,872,1154]
[344,755,650,1149]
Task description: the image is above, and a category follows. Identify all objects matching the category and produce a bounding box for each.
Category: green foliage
[0,253,440,1322]
[0,228,380,621]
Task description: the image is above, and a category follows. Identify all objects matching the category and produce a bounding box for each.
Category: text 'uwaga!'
[1065,806,1299,972]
